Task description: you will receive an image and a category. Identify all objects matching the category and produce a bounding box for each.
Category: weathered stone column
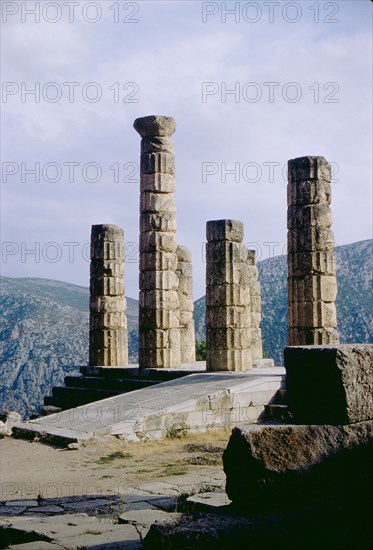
[206,219,252,371]
[134,115,181,369]
[246,250,263,361]
[287,156,339,345]
[89,224,128,366]
[176,245,196,363]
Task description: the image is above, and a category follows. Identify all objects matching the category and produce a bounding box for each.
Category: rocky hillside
[0,278,138,418]
[1,240,372,418]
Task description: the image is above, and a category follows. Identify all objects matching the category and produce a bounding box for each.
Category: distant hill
[1,240,372,418]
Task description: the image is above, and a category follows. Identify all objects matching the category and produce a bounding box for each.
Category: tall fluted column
[206,219,252,371]
[176,245,196,363]
[134,115,181,369]
[287,156,339,345]
[89,224,128,366]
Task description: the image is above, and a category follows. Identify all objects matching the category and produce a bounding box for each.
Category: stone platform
[13,367,284,446]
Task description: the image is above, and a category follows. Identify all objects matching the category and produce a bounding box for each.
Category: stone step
[276,389,287,404]
[64,375,160,391]
[80,366,140,378]
[52,386,123,401]
[264,404,291,421]
[80,364,206,381]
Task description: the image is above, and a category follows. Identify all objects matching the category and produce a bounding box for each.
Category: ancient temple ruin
[287,156,339,346]
[89,224,128,366]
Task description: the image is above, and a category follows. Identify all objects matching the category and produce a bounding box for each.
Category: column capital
[134,115,176,138]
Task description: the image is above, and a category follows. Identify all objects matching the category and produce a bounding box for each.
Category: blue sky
[1,0,372,299]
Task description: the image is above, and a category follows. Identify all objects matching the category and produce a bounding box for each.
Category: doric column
[89,224,128,366]
[176,245,196,363]
[206,219,252,372]
[287,156,339,345]
[246,250,263,361]
[134,115,181,369]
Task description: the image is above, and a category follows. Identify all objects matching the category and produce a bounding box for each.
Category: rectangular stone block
[206,241,247,264]
[90,259,124,279]
[140,346,181,369]
[90,277,124,297]
[206,306,250,329]
[140,212,177,233]
[206,219,244,242]
[90,311,127,330]
[139,270,179,291]
[90,295,126,313]
[285,345,373,424]
[141,136,174,154]
[90,345,128,367]
[176,262,193,278]
[140,252,178,272]
[139,308,179,329]
[246,249,256,266]
[288,251,336,276]
[206,261,250,286]
[140,173,176,193]
[288,227,335,253]
[91,224,124,244]
[178,296,194,312]
[206,284,250,307]
[288,300,337,328]
[206,348,252,372]
[287,179,331,206]
[140,328,180,349]
[288,326,340,346]
[287,204,333,230]
[141,152,175,175]
[179,310,194,326]
[90,241,124,261]
[288,156,331,183]
[140,192,176,214]
[288,275,337,303]
[140,289,179,310]
[90,329,128,350]
[140,232,177,253]
[207,327,251,349]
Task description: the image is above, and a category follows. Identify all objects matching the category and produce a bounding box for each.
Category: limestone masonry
[176,245,196,363]
[89,224,128,366]
[134,115,181,369]
[287,156,339,346]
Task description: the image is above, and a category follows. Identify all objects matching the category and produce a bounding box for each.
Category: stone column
[89,224,128,366]
[176,245,196,363]
[206,219,252,372]
[134,115,181,369]
[246,250,263,361]
[287,156,339,346]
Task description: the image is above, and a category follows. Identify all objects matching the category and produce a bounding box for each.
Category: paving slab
[187,491,231,508]
[13,368,285,445]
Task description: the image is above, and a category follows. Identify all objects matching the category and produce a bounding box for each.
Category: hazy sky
[1,0,372,299]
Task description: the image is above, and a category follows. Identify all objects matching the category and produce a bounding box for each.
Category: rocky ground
[0,430,231,549]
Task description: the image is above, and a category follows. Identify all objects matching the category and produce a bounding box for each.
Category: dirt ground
[0,430,232,503]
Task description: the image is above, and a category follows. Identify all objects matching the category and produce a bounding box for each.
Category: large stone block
[288,275,337,303]
[90,276,124,297]
[287,204,333,230]
[207,327,251,349]
[287,227,335,253]
[90,240,124,261]
[140,252,178,272]
[206,241,246,264]
[140,289,179,310]
[140,192,176,214]
[139,231,177,253]
[139,308,179,330]
[287,179,331,206]
[206,219,244,242]
[288,156,331,183]
[133,115,176,138]
[176,245,192,263]
[140,173,176,193]
[285,345,373,424]
[141,136,174,154]
[206,348,252,371]
[90,295,126,313]
[140,212,177,233]
[140,346,181,369]
[288,326,340,346]
[90,259,124,279]
[141,152,175,176]
[288,300,337,328]
[287,251,336,276]
[206,284,251,307]
[206,306,250,329]
[206,260,249,286]
[139,270,179,291]
[223,421,373,509]
[90,224,124,244]
[90,311,127,330]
